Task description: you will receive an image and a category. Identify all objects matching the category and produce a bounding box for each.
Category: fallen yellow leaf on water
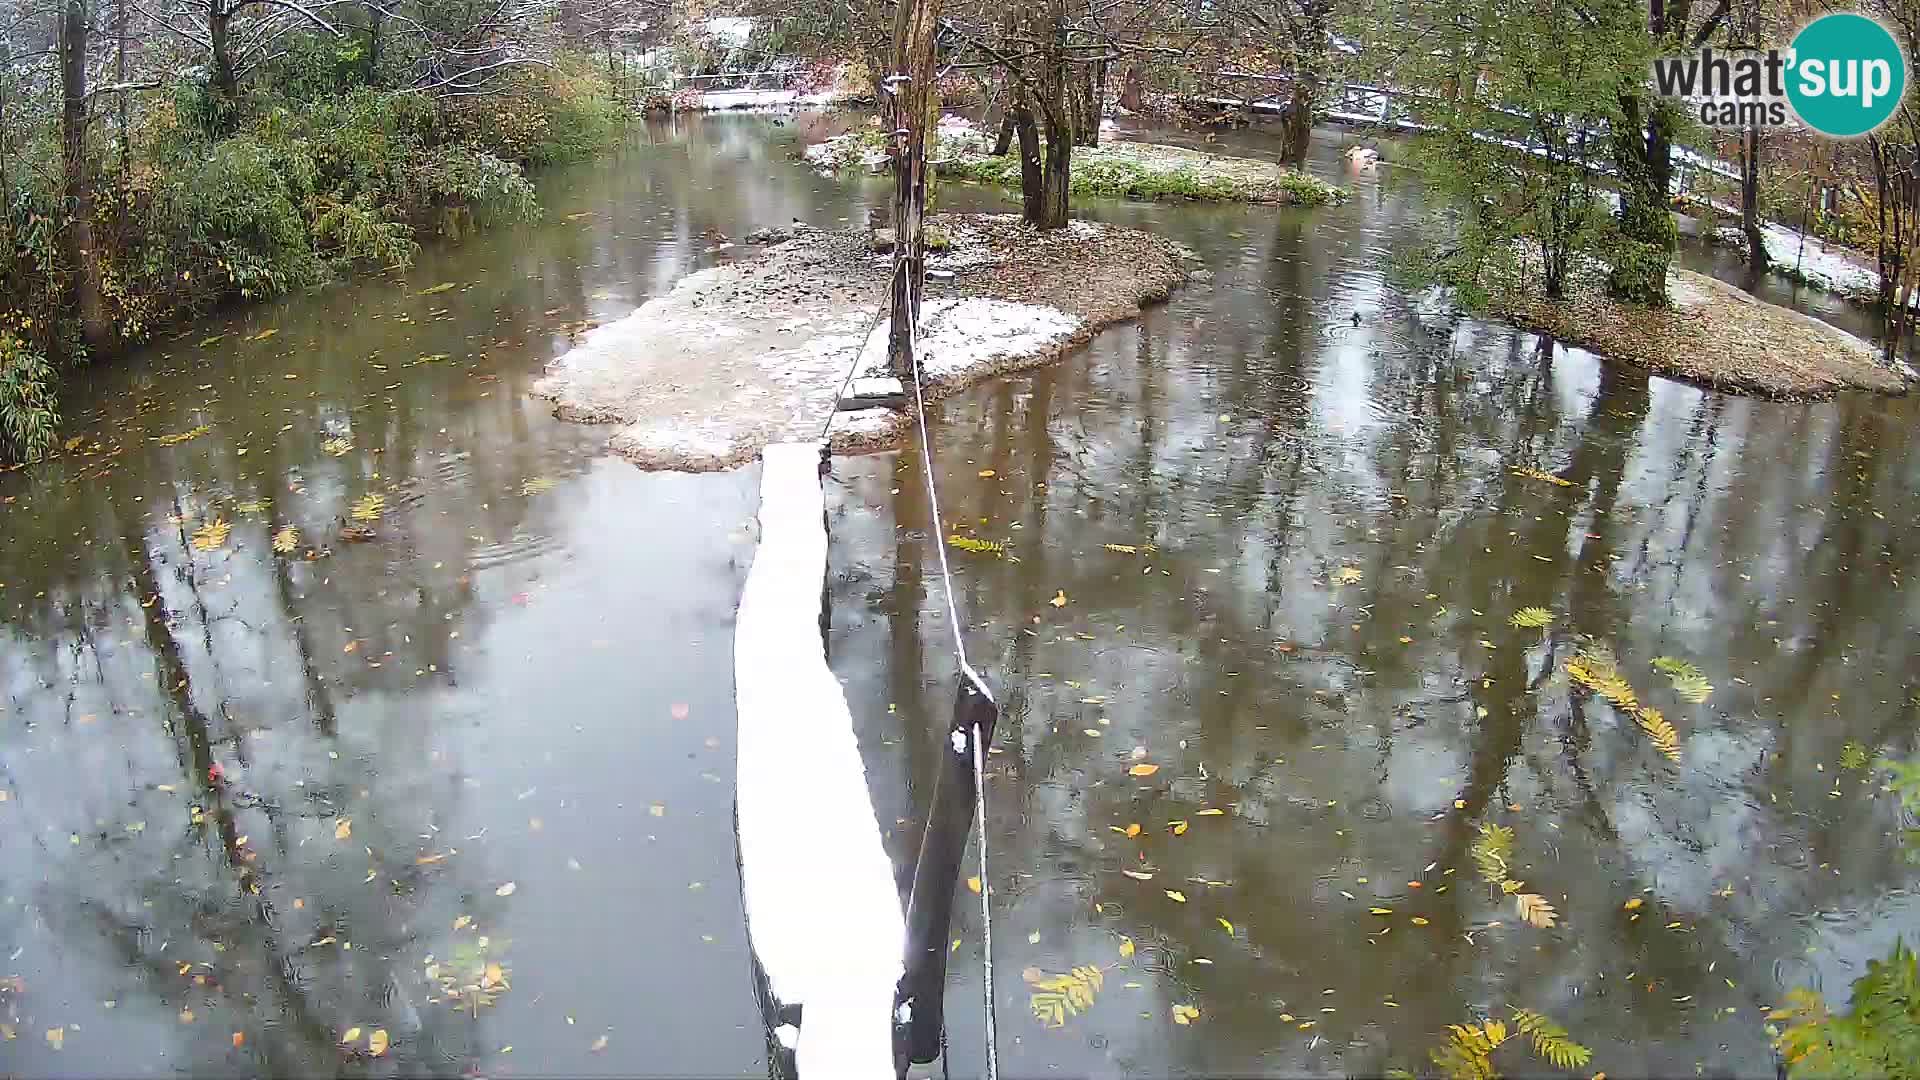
[1122,869,1154,880]
[46,1028,64,1051]
[1171,820,1190,835]
[1128,763,1160,777]
[1516,893,1559,928]
[484,963,504,988]
[496,882,517,897]
[369,1029,389,1056]
[977,469,996,477]
[232,1031,245,1048]
[1171,1004,1201,1025]
[589,1035,609,1053]
[342,1027,362,1044]
[1196,808,1225,816]
[966,876,982,894]
[1125,823,1142,838]
[1370,907,1394,915]
[334,819,351,841]
[1118,936,1135,959]
[1049,590,1069,608]
[1411,917,1430,926]
[1217,917,1234,934]
[179,1008,195,1024]
[1166,890,1187,903]
[453,915,472,930]
[1623,897,1644,911]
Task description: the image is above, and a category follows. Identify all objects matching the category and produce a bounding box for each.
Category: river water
[1,112,1915,1078]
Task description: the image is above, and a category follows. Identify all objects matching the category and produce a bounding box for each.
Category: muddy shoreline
[1495,267,1912,401]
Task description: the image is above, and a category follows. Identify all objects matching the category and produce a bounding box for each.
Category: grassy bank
[806,123,1347,207]
[0,53,626,464]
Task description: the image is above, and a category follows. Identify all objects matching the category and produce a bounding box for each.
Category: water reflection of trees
[841,205,1920,1075]
[0,281,596,1073]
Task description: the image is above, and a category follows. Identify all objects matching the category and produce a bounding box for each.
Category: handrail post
[892,670,998,1075]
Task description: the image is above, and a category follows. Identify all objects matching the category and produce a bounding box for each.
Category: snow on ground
[534,267,1084,470]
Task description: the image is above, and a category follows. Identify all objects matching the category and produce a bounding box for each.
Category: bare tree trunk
[884,0,940,378]
[61,0,109,353]
[1117,62,1143,111]
[1742,122,1766,274]
[1070,60,1097,147]
[1040,112,1071,226]
[1013,97,1043,222]
[365,1,384,87]
[210,0,239,123]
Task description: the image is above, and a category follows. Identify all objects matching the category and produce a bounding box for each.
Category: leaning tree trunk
[60,0,108,353]
[1742,123,1767,274]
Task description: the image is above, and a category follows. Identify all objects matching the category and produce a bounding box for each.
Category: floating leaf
[322,437,353,457]
[1049,590,1069,608]
[519,477,556,497]
[966,876,982,894]
[1634,707,1682,763]
[349,493,385,522]
[589,1035,609,1052]
[1515,893,1558,928]
[1124,823,1142,838]
[948,535,1008,557]
[190,518,232,551]
[1170,820,1190,836]
[1509,607,1553,630]
[977,469,996,478]
[154,425,212,447]
[334,819,352,841]
[1511,465,1574,487]
[1104,543,1139,554]
[342,1027,362,1044]
[1333,566,1364,585]
[495,882,517,897]
[1652,656,1713,703]
[1171,1003,1201,1025]
[418,282,457,296]
[1567,651,1638,713]
[1217,917,1234,934]
[1118,936,1135,959]
[272,526,299,553]
[1839,741,1870,770]
[1430,1021,1507,1080]
[45,1028,63,1051]
[1471,823,1514,885]
[1623,897,1644,911]
[1026,965,1104,1027]
[251,327,279,341]
[1512,1008,1591,1069]
[1122,869,1154,881]
[1128,763,1160,777]
[368,1029,389,1057]
[1165,889,1187,903]
[233,499,268,515]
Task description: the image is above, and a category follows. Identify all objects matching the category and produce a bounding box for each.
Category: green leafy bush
[0,331,58,463]
[1774,940,1920,1078]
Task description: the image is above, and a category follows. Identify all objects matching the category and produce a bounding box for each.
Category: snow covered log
[734,442,904,1079]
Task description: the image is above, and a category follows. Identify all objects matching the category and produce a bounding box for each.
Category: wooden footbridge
[730,14,1002,1077]
[1199,72,1743,194]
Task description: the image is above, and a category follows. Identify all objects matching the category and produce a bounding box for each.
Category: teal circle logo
[1786,13,1906,137]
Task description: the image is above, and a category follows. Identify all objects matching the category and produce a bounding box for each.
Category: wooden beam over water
[735,442,903,1079]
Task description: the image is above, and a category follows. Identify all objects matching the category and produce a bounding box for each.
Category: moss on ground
[807,126,1346,207]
